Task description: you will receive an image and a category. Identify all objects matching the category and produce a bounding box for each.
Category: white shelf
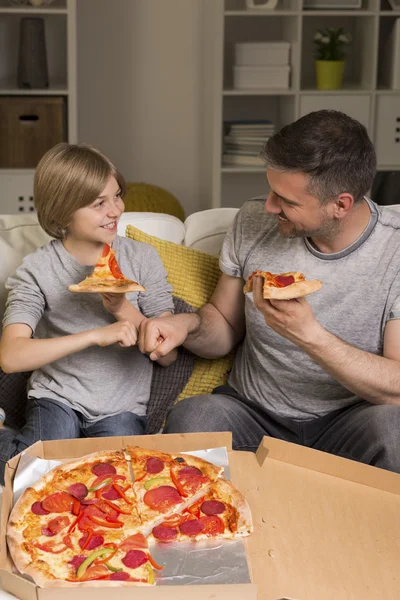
[223,87,295,95]
[302,10,376,16]
[225,10,300,16]
[0,79,68,95]
[201,0,400,209]
[0,0,76,208]
[0,7,67,13]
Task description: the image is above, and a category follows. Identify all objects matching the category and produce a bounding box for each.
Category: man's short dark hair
[261,110,376,204]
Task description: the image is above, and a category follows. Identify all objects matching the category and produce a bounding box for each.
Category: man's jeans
[0,397,147,483]
[164,385,400,474]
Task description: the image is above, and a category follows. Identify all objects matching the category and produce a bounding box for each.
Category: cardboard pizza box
[1,431,400,599]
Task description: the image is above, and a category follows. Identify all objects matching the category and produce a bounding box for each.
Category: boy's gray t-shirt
[3,236,174,422]
[219,198,400,420]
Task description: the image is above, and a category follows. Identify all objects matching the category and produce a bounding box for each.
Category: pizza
[6,447,253,587]
[69,243,145,294]
[244,269,322,300]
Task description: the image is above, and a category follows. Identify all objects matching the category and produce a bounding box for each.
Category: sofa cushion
[0,214,51,318]
[125,225,235,428]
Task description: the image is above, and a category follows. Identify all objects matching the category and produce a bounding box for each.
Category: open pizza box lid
[1,431,400,599]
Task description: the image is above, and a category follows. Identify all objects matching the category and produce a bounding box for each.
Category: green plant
[314,27,352,61]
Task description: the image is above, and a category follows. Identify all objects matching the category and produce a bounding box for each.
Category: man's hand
[101,293,127,316]
[138,314,193,361]
[252,276,321,346]
[93,320,138,348]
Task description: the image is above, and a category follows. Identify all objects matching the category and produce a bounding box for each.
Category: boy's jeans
[0,397,147,484]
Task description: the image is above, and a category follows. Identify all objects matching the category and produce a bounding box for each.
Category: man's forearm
[301,324,400,405]
[183,304,240,359]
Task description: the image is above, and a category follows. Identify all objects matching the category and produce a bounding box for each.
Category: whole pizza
[7,447,253,587]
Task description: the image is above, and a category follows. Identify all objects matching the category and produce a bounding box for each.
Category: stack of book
[222,120,275,167]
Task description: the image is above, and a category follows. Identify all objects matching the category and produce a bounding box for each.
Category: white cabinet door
[299,95,371,132]
[375,96,400,167]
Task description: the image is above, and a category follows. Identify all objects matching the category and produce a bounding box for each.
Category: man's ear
[333,193,354,219]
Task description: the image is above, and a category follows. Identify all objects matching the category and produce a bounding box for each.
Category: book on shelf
[222,154,265,167]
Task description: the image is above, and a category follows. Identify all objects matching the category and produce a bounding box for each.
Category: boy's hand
[101,293,127,316]
[93,320,138,348]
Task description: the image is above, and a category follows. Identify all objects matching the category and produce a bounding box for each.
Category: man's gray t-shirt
[3,236,174,422]
[220,198,400,420]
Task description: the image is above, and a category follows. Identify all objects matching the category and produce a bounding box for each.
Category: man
[139,110,400,473]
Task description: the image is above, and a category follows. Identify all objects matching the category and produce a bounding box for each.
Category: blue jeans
[164,385,400,474]
[0,397,147,484]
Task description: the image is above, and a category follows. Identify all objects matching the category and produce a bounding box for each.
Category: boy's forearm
[113,301,146,328]
[0,331,98,373]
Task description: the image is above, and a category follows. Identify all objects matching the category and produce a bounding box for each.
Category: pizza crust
[262,279,322,300]
[69,281,145,294]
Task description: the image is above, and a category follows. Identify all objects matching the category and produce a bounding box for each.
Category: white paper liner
[10,446,251,586]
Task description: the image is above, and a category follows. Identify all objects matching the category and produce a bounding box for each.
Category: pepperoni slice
[178,466,203,478]
[31,501,49,515]
[146,457,164,474]
[109,572,130,581]
[143,486,183,512]
[78,533,104,551]
[91,463,117,476]
[152,525,178,541]
[200,500,225,516]
[122,549,148,569]
[179,519,204,537]
[119,534,148,551]
[41,526,56,537]
[102,487,120,500]
[198,515,225,536]
[42,492,75,514]
[67,483,88,500]
[68,555,87,571]
[274,275,295,287]
[48,516,70,534]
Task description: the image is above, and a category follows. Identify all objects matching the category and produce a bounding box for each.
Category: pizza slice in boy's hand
[244,270,322,300]
[69,244,145,294]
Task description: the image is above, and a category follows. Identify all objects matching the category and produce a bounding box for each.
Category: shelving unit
[201,0,400,209]
[0,0,76,213]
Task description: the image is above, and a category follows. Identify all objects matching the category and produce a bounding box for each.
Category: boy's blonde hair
[34,143,126,239]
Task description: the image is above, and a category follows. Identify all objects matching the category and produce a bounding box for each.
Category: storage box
[2,432,400,599]
[0,96,66,169]
[235,42,291,66]
[234,65,290,89]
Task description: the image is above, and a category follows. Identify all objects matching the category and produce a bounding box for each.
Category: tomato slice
[198,515,225,536]
[109,255,125,279]
[41,492,75,513]
[101,244,111,258]
[48,516,70,534]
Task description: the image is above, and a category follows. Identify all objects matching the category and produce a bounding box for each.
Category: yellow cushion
[124,183,185,222]
[125,225,235,401]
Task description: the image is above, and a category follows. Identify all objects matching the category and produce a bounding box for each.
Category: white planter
[233,65,290,89]
[235,42,290,67]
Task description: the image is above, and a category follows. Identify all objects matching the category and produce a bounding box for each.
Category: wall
[77,0,204,217]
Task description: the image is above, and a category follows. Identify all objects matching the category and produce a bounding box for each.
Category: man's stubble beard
[278,212,342,241]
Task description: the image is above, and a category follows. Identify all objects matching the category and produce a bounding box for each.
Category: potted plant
[314,27,352,90]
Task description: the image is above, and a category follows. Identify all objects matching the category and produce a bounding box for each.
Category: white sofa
[0,209,239,320]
